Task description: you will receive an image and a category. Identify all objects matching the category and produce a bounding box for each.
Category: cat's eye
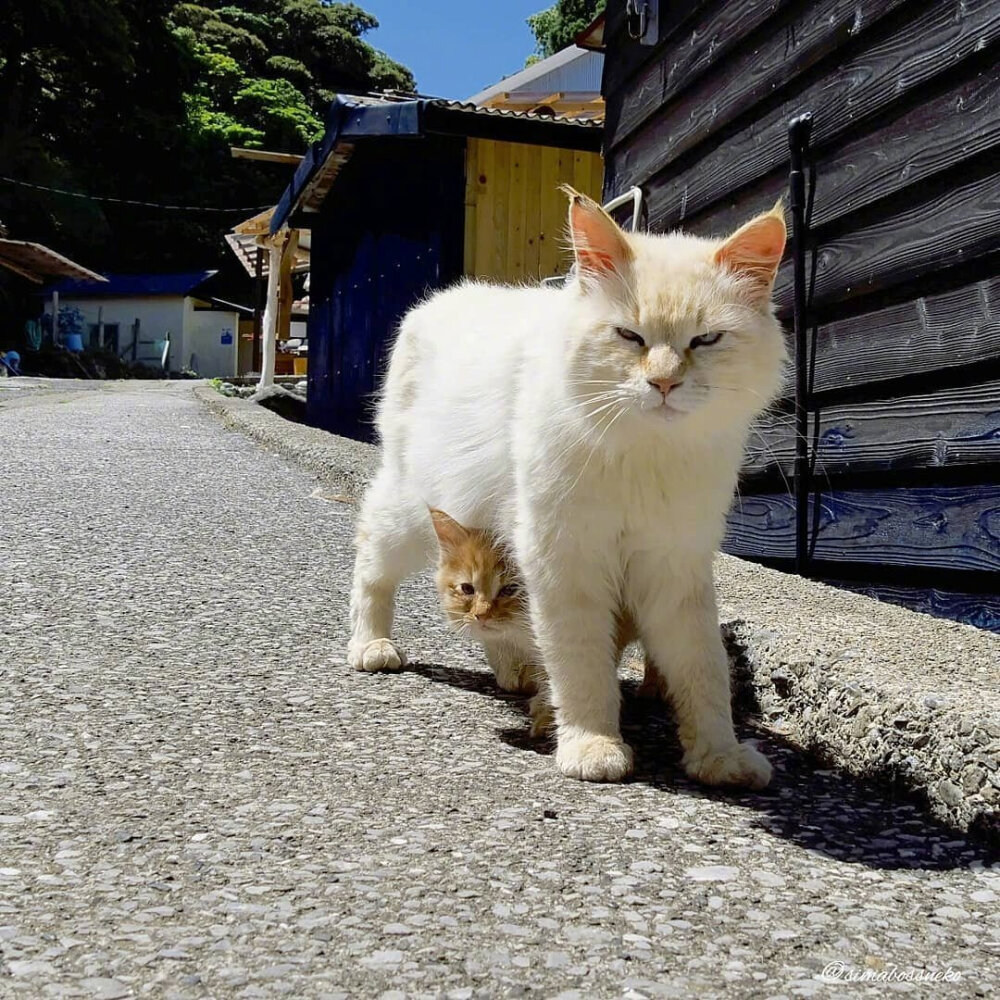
[689,331,724,349]
[459,583,474,595]
[498,583,519,597]
[616,327,645,347]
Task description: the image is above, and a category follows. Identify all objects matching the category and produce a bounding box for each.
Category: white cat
[348,188,787,788]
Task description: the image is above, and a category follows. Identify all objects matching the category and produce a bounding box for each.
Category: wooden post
[255,228,298,393]
[51,289,59,344]
[276,229,299,349]
[257,234,284,392]
[252,247,263,373]
[97,305,104,351]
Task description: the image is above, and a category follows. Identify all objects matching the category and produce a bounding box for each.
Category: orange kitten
[429,508,671,736]
[429,508,538,696]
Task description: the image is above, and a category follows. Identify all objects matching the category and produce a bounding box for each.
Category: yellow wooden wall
[463,138,603,283]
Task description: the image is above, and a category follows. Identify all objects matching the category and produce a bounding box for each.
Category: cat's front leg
[482,640,537,694]
[347,471,429,672]
[630,557,771,791]
[530,582,633,782]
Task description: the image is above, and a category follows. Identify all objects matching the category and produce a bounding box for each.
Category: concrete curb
[718,559,1000,846]
[192,383,376,501]
[194,384,1000,845]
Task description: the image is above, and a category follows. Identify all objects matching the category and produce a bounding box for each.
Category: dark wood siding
[602,0,1000,630]
[306,137,466,440]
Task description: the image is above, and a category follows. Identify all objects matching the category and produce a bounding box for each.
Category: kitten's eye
[459,583,474,595]
[689,331,724,349]
[498,583,519,598]
[616,327,645,347]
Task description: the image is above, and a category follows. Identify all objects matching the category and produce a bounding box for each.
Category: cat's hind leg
[348,470,431,672]
[613,612,667,701]
[636,655,669,700]
[629,557,771,791]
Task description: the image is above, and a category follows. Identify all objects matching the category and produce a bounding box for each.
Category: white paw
[683,740,772,790]
[348,638,407,673]
[556,733,634,783]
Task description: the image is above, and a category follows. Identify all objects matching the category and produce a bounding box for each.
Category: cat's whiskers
[565,390,626,410]
[545,397,628,469]
[700,383,831,490]
[550,392,630,450]
[701,398,831,497]
[564,402,629,495]
[572,397,629,422]
[745,410,832,492]
[743,426,795,499]
[731,473,744,520]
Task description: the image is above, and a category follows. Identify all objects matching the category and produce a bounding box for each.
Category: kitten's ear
[429,508,469,552]
[715,202,787,301]
[563,185,633,280]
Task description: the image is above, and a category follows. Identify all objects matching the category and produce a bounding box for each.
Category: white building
[47,271,247,378]
[467,45,604,119]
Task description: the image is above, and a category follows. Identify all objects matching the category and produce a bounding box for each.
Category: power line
[0,175,270,214]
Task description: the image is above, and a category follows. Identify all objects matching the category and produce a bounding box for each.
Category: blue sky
[364,1,545,100]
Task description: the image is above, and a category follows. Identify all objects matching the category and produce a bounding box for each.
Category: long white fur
[348,196,787,787]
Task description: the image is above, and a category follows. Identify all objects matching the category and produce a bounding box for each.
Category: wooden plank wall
[464,138,603,283]
[602,0,1000,630]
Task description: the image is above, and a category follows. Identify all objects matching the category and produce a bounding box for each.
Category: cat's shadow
[402,660,995,871]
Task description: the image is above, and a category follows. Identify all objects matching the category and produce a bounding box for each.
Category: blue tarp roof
[47,270,217,298]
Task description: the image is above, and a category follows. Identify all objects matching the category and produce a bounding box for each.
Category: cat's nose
[648,376,683,397]
[473,603,492,620]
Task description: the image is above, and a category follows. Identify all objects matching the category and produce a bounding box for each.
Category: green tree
[0,0,415,280]
[0,1,132,172]
[0,0,206,269]
[527,0,605,58]
[170,0,415,152]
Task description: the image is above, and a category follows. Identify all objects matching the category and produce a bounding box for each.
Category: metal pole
[788,112,813,576]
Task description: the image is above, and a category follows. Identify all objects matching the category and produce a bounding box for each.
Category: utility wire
[0,175,270,214]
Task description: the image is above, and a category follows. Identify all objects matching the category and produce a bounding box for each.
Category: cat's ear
[429,508,469,552]
[715,202,787,300]
[563,185,633,280]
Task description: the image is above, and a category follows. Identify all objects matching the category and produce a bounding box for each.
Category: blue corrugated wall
[306,137,466,441]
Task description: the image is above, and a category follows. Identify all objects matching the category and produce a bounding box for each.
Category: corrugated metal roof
[423,97,600,127]
[330,91,600,124]
[47,270,217,298]
[0,239,107,284]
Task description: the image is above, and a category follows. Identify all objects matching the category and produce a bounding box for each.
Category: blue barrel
[63,333,84,353]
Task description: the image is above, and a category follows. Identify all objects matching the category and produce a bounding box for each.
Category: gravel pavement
[2,379,999,999]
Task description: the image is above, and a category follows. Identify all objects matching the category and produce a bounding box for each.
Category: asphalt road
[2,380,998,999]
